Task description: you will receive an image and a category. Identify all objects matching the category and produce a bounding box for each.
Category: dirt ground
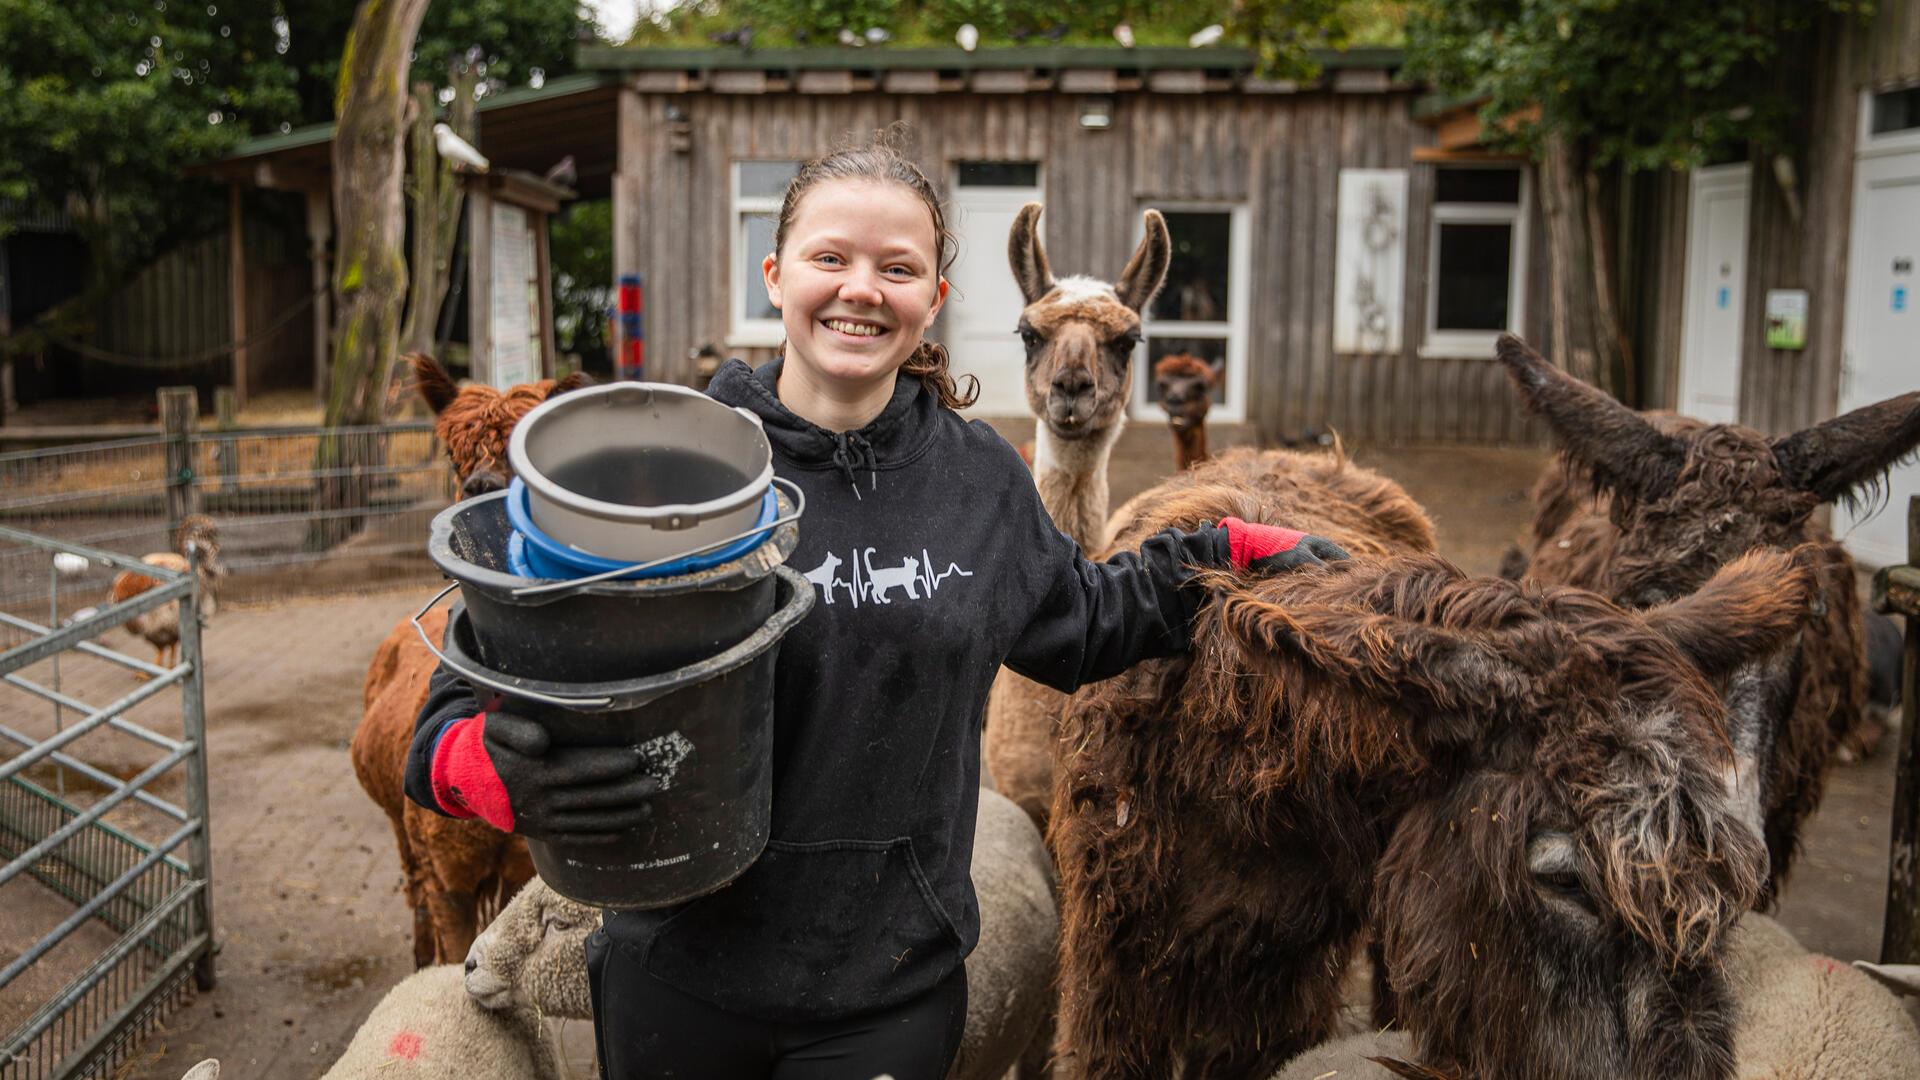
[0,427,1906,1078]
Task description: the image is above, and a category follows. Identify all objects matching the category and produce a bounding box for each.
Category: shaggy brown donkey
[1052,447,1811,1080]
[350,354,588,966]
[1494,333,1920,901]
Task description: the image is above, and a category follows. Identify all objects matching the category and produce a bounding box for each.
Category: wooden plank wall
[1629,168,1690,411]
[617,87,1549,444]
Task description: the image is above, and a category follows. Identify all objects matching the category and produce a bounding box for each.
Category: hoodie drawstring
[829,432,879,500]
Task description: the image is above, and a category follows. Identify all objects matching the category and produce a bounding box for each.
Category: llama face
[1008,204,1169,441]
[1495,334,1920,608]
[409,353,589,498]
[1152,353,1222,432]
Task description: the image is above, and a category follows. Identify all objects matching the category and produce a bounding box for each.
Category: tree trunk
[399,63,476,362]
[309,0,432,551]
[1537,133,1631,400]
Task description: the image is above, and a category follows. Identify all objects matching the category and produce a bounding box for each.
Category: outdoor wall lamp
[1079,97,1113,130]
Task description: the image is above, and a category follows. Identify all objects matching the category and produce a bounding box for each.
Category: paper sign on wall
[490,202,540,389]
[1333,168,1407,355]
[1764,289,1808,350]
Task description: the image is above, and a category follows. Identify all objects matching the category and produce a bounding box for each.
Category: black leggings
[587,930,968,1080]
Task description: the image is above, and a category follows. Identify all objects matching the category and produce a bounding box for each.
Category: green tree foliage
[0,0,299,258]
[278,0,587,127]
[1403,0,1867,172]
[549,198,613,373]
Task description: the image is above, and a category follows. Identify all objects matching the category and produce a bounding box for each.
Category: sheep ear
[180,1061,221,1080]
[1495,334,1684,504]
[410,352,459,415]
[1007,202,1055,305]
[1641,548,1815,680]
[1116,209,1172,314]
[1769,391,1920,509]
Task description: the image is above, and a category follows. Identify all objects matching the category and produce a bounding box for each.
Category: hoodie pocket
[641,836,963,1021]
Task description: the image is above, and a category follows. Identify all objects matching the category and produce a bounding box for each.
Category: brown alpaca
[1494,333,1920,902]
[1152,353,1222,471]
[984,203,1171,833]
[1052,446,1814,1079]
[349,353,587,967]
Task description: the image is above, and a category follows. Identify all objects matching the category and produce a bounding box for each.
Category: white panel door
[1837,147,1920,567]
[1677,164,1752,423]
[942,182,1042,416]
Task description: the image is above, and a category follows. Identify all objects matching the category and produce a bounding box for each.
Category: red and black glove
[431,710,660,843]
[1219,516,1350,574]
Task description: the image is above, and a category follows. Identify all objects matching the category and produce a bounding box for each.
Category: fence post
[158,387,199,540]
[1883,495,1920,965]
[178,545,218,990]
[213,386,238,494]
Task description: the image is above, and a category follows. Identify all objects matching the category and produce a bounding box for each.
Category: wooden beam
[1411,146,1530,164]
[537,212,557,381]
[228,183,248,408]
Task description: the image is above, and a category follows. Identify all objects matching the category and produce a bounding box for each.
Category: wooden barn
[592,45,1554,447]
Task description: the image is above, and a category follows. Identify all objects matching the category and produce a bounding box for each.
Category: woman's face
[763,178,948,392]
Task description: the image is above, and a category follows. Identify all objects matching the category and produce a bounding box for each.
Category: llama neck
[1171,421,1210,470]
[1033,416,1124,553]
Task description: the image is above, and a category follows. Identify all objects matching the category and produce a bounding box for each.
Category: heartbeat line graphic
[798,546,974,608]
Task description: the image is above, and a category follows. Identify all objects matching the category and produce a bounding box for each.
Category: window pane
[957,161,1039,187]
[739,160,800,200]
[1434,222,1513,331]
[1871,86,1920,136]
[741,213,779,321]
[1147,336,1227,405]
[1435,167,1522,205]
[1150,211,1231,323]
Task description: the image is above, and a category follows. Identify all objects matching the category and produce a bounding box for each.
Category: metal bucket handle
[507,475,806,599]
[409,564,814,710]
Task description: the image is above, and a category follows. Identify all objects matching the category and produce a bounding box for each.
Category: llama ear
[1007,202,1055,305]
[1495,334,1685,504]
[551,370,594,396]
[1641,548,1815,680]
[1116,209,1172,314]
[1769,391,1920,509]
[1206,353,1226,383]
[410,353,458,415]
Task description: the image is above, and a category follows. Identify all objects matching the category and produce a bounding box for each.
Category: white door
[1837,145,1920,567]
[942,169,1042,416]
[1677,164,1752,423]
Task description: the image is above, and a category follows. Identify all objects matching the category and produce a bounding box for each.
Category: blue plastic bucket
[505,477,778,581]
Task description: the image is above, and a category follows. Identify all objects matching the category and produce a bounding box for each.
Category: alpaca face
[1152,353,1221,432]
[1007,204,1170,441]
[409,353,588,498]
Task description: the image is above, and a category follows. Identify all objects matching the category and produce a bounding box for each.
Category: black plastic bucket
[432,565,813,909]
[429,490,798,683]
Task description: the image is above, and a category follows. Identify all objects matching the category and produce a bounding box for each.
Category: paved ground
[0,426,1905,1078]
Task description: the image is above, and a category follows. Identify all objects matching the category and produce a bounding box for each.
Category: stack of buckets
[420,383,812,909]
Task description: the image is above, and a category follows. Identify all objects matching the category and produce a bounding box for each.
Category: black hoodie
[406,357,1229,1022]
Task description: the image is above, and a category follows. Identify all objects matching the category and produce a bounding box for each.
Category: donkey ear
[1769,391,1920,508]
[1495,334,1685,504]
[1116,209,1172,314]
[409,352,458,415]
[1641,548,1815,679]
[1007,202,1055,305]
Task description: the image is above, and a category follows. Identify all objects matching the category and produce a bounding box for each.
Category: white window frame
[729,161,796,348]
[1859,81,1920,160]
[1420,166,1530,359]
[1132,202,1252,425]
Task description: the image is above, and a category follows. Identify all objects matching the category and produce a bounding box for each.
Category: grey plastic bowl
[507,381,775,562]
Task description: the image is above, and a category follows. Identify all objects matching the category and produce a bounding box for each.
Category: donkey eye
[1535,869,1583,894]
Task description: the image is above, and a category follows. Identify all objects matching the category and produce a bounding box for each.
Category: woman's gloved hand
[430,710,661,843]
[1219,516,1350,574]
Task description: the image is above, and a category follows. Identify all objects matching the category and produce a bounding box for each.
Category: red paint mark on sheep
[389,1031,425,1060]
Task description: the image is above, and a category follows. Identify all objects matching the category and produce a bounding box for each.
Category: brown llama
[1152,352,1222,471]
[350,353,588,967]
[1052,446,1813,1079]
[1494,332,1920,901]
[984,203,1171,834]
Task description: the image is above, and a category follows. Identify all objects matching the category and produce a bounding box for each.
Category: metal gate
[0,527,215,1080]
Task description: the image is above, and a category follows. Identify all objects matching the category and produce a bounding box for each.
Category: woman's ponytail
[901,340,978,411]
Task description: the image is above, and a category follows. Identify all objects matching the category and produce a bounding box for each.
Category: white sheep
[1268,914,1920,1079]
[316,964,561,1079]
[461,786,1059,1080]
